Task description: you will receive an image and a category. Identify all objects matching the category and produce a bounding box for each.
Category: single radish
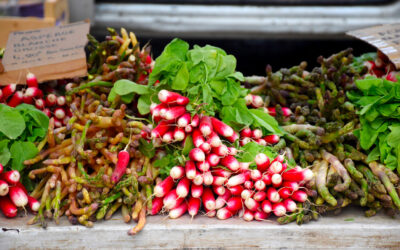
[35,98,45,109]
[217,207,233,220]
[241,189,253,200]
[163,189,183,210]
[27,196,40,212]
[264,135,280,144]
[386,71,399,82]
[8,91,23,107]
[282,181,300,192]
[251,169,262,181]
[208,132,222,147]
[186,161,197,180]
[203,171,213,186]
[151,197,164,215]
[193,173,204,186]
[56,96,66,106]
[0,180,9,196]
[283,199,297,212]
[0,89,2,102]
[2,84,16,100]
[226,132,239,143]
[281,107,292,117]
[262,174,272,185]
[173,127,185,141]
[215,190,232,209]
[210,118,234,138]
[252,129,263,139]
[227,173,248,187]
[240,137,251,146]
[170,166,185,180]
[254,210,270,221]
[261,200,272,213]
[266,187,280,203]
[14,182,27,194]
[243,209,254,221]
[197,161,210,172]
[54,108,66,120]
[169,202,187,219]
[220,155,240,171]
[282,168,313,182]
[189,148,205,162]
[202,187,216,211]
[253,191,267,202]
[212,168,232,178]
[254,180,266,191]
[185,125,193,133]
[158,90,189,106]
[151,120,171,138]
[256,139,267,146]
[244,180,253,189]
[207,153,220,167]
[26,72,38,87]
[42,108,51,118]
[45,93,57,107]
[164,106,186,121]
[239,162,250,171]
[212,144,229,157]
[188,197,201,218]
[65,82,76,91]
[0,196,18,218]
[240,127,252,138]
[191,114,200,127]
[9,185,28,207]
[226,196,243,213]
[199,142,211,154]
[271,174,282,187]
[255,153,270,173]
[273,202,286,217]
[278,187,292,199]
[0,164,2,174]
[25,87,43,98]
[162,130,174,143]
[228,185,244,196]
[192,129,205,147]
[191,184,203,198]
[176,177,190,198]
[245,94,253,106]
[292,190,308,203]
[213,176,227,186]
[272,154,285,164]
[151,103,168,118]
[177,113,191,128]
[227,147,238,156]
[213,185,226,196]
[269,161,283,174]
[244,197,259,211]
[154,176,174,197]
[199,116,213,136]
[252,95,264,108]
[205,208,216,217]
[54,118,62,128]
[0,170,20,185]
[110,149,130,183]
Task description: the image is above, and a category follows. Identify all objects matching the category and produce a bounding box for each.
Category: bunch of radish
[150,89,312,221]
[0,164,40,218]
[0,72,71,127]
[364,50,398,81]
[239,127,280,147]
[245,94,292,117]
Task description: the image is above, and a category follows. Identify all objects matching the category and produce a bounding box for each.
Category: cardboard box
[0,0,69,47]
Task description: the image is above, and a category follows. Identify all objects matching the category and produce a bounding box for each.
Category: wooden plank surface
[1,207,399,249]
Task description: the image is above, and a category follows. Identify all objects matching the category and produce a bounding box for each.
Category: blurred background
[1,0,399,75]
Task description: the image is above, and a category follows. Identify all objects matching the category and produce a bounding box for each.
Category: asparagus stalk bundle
[23,28,158,235]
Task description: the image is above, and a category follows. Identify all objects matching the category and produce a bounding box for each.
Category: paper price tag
[0,21,90,85]
[347,23,400,69]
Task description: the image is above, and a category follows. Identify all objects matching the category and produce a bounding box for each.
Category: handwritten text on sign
[2,22,90,72]
[347,23,400,69]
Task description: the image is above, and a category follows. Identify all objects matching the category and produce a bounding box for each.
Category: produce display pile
[0,27,400,235]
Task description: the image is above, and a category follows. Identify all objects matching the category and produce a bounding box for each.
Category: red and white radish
[255,153,270,173]
[215,190,231,209]
[111,150,130,183]
[206,153,220,167]
[164,106,186,121]
[272,202,286,217]
[26,72,38,87]
[220,155,240,171]
[191,184,203,198]
[291,190,308,203]
[254,210,270,221]
[8,186,28,207]
[186,161,197,180]
[0,180,9,196]
[176,177,190,198]
[154,176,174,197]
[203,171,213,186]
[0,170,20,185]
[240,127,252,138]
[170,166,185,180]
[188,197,201,217]
[0,196,18,218]
[212,144,229,157]
[264,135,280,144]
[169,202,188,219]
[199,116,213,136]
[210,118,234,138]
[8,91,23,107]
[283,199,297,212]
[266,187,280,203]
[189,148,205,162]
[261,200,272,213]
[243,209,254,221]
[202,187,216,211]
